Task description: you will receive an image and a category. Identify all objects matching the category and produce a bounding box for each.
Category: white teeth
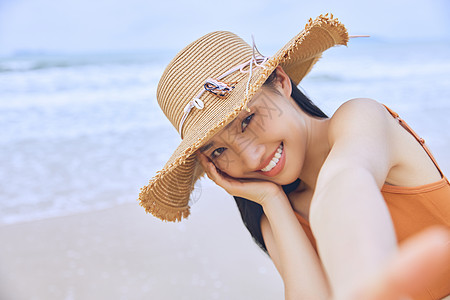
[261,144,283,172]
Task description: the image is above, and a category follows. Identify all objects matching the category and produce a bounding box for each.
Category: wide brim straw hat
[139,13,349,222]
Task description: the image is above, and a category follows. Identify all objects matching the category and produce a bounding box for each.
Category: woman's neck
[298,116,332,190]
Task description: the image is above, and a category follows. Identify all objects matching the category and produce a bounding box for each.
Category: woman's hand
[196,152,284,207]
[341,226,450,300]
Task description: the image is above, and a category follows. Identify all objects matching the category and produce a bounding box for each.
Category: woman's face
[199,73,308,186]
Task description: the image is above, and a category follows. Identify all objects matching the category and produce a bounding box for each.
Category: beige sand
[0,184,283,300]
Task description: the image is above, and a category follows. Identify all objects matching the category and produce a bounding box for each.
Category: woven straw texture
[139,14,349,222]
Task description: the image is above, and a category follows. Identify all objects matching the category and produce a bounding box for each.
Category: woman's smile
[257,142,286,177]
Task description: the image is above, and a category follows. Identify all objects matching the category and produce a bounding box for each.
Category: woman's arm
[197,154,331,299]
[310,98,398,299]
[261,193,331,299]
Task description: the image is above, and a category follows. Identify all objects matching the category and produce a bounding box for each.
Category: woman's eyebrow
[199,142,214,153]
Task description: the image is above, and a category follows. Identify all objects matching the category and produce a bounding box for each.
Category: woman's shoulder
[327,98,443,186]
[330,98,389,125]
[327,98,393,144]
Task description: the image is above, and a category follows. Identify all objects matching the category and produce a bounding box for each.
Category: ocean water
[1,40,450,225]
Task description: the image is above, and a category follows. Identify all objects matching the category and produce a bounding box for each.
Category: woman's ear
[274,66,292,98]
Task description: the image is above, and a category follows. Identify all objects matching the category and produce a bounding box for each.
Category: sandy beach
[0,184,283,300]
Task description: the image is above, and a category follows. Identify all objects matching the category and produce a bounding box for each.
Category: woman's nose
[233,141,265,171]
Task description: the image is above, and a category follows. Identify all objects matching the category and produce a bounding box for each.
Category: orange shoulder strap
[382,104,446,179]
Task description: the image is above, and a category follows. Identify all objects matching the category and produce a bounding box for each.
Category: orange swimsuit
[294,106,450,300]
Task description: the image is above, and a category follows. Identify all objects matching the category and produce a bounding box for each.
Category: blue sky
[0,0,449,56]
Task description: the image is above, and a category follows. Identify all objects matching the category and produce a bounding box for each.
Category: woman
[139,14,450,300]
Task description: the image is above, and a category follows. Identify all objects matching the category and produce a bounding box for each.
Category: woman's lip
[257,142,286,177]
[257,143,282,171]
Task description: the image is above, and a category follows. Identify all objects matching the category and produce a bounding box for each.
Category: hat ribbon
[179,39,269,138]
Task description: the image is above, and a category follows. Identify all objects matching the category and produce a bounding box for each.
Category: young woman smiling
[139,14,450,300]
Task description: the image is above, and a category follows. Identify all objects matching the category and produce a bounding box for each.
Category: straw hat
[139,13,349,222]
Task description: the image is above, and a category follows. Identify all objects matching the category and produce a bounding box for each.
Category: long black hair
[233,69,328,254]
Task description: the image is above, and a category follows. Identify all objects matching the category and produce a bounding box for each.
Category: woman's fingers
[196,152,258,199]
[196,152,235,189]
[195,151,283,205]
[197,152,216,181]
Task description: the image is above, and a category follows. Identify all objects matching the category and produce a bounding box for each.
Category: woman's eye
[211,147,226,159]
[241,113,254,132]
